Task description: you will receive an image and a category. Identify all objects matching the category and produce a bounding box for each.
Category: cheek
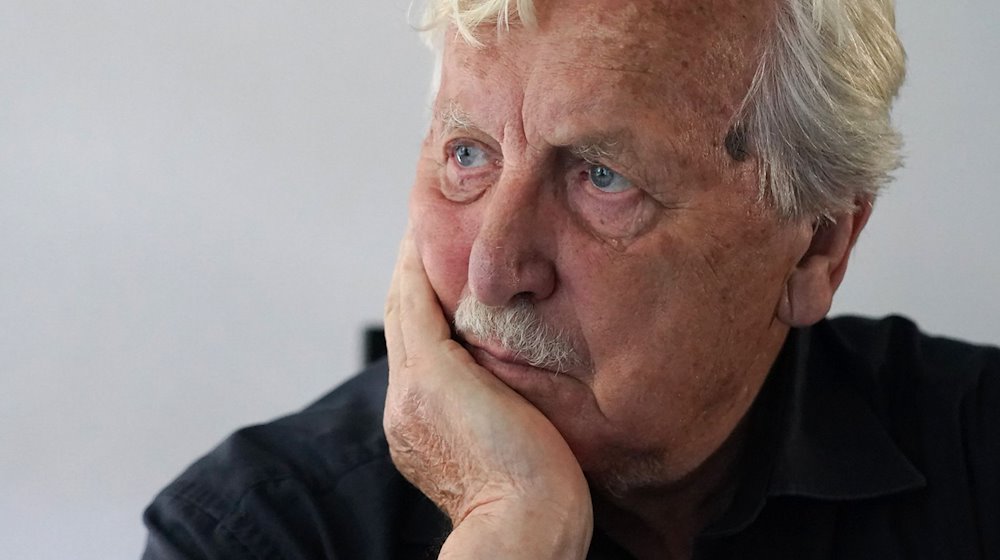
[582,224,790,390]
[563,229,748,395]
[409,180,479,316]
[551,244,698,449]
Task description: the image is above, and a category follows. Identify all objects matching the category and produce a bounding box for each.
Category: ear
[776,199,873,327]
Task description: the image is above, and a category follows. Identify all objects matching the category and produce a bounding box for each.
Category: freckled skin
[411,0,803,501]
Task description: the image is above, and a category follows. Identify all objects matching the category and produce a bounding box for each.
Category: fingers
[384,229,408,380]
[385,227,452,379]
[397,231,452,352]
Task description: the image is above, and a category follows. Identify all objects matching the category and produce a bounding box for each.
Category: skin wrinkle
[387,389,469,514]
[436,103,663,249]
[429,0,905,219]
[438,90,701,203]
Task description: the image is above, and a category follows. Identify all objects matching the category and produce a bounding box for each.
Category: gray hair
[454,294,582,373]
[417,0,906,221]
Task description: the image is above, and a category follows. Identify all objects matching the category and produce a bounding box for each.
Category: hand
[383,230,593,559]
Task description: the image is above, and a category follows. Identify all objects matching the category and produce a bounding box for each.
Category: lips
[456,330,527,365]
[457,329,586,379]
[458,334,588,400]
[467,342,556,388]
[457,330,550,373]
[466,339,534,369]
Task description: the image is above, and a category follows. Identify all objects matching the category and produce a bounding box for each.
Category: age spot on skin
[724,125,749,162]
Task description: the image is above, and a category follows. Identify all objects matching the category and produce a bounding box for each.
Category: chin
[581,450,673,499]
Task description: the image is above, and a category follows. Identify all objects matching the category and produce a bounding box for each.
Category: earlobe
[776,200,874,328]
[777,259,837,327]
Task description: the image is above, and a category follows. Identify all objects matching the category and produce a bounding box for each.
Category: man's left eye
[588,165,632,193]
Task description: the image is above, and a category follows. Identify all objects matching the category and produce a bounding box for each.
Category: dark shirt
[142,316,1000,559]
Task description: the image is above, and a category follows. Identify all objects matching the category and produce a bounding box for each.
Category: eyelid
[451,135,503,162]
[440,125,502,154]
[574,156,633,185]
[445,138,491,162]
[590,166,633,193]
[439,138,499,204]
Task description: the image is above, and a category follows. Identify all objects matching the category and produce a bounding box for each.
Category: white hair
[454,294,581,373]
[415,0,906,221]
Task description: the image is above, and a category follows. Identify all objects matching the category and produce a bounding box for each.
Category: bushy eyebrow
[567,136,626,164]
[435,100,479,134]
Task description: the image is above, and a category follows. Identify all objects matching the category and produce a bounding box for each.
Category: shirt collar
[703,320,926,538]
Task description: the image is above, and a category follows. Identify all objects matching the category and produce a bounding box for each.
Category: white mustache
[453,294,582,373]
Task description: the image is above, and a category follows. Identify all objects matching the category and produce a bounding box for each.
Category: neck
[591,326,790,560]
[592,415,750,560]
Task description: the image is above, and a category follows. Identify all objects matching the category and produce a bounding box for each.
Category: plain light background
[1,1,997,558]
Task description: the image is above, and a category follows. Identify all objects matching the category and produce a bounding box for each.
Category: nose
[467,171,556,307]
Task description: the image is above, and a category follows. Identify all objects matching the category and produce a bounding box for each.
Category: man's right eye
[452,143,489,168]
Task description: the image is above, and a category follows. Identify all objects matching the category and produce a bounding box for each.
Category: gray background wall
[1,1,997,558]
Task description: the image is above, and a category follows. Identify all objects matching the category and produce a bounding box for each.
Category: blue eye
[453,143,489,168]
[588,165,631,193]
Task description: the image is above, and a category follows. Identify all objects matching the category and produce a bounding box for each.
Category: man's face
[409,0,810,488]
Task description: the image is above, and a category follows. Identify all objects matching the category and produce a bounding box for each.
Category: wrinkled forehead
[438,0,773,121]
[548,1,768,58]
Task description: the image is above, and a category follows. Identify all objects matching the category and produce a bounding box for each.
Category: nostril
[513,291,535,304]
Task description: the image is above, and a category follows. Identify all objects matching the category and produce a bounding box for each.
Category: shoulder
[822,314,998,379]
[142,359,448,560]
[818,315,1000,553]
[819,314,999,415]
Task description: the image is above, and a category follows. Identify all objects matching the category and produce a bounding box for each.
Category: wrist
[440,483,593,560]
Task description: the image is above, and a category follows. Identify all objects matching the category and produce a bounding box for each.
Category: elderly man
[143,0,999,558]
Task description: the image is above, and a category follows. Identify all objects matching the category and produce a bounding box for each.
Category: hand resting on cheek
[383,229,594,559]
